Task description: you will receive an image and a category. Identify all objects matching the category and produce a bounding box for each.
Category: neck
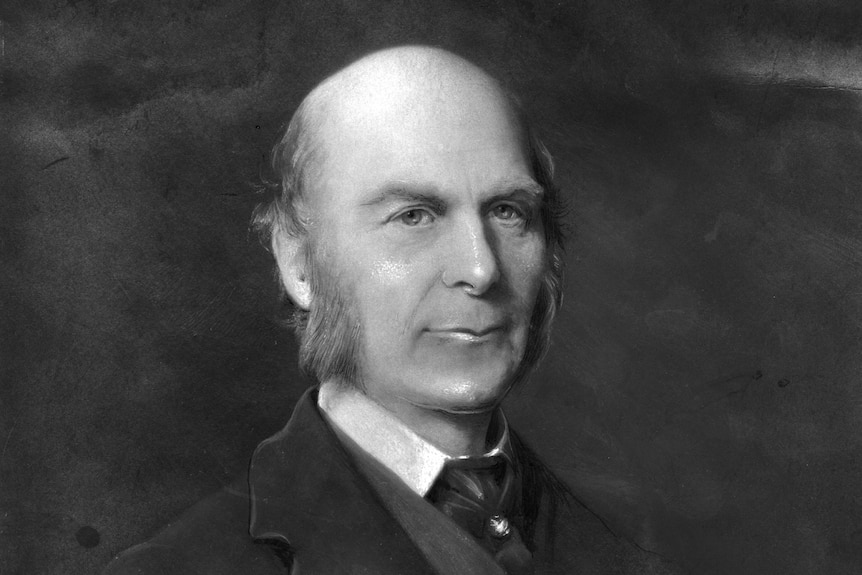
[370,393,495,457]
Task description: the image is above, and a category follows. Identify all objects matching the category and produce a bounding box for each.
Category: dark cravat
[427,455,534,574]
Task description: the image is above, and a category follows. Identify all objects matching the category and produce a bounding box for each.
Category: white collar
[317,380,511,497]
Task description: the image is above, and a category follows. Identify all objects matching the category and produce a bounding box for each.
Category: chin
[423,371,515,414]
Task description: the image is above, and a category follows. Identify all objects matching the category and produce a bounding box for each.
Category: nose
[441,216,501,296]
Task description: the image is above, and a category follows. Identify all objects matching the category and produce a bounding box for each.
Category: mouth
[425,325,506,343]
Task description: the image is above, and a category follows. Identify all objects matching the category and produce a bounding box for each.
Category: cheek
[354,257,424,336]
[504,241,547,299]
[370,257,411,283]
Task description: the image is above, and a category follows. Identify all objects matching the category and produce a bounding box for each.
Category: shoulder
[102,480,287,575]
[511,430,687,575]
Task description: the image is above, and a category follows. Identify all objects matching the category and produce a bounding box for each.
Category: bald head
[311,47,517,137]
[311,45,507,107]
[317,44,497,88]
[296,47,526,213]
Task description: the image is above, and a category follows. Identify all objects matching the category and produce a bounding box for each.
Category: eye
[397,208,435,226]
[491,203,523,222]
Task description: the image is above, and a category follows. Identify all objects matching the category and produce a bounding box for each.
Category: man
[105,46,679,574]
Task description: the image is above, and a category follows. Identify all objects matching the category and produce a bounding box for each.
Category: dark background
[2,1,861,573]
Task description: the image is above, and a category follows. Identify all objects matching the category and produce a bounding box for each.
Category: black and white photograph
[2,1,861,574]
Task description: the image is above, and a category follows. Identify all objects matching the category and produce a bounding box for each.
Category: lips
[425,324,507,342]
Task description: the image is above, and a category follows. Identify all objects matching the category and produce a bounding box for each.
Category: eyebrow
[496,178,544,198]
[360,186,448,213]
[360,179,544,210]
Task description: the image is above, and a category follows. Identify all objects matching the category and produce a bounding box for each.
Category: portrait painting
[1,1,861,574]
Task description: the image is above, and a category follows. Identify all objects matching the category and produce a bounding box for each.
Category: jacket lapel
[248,387,436,574]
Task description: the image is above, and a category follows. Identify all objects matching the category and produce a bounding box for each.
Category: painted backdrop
[2,1,861,573]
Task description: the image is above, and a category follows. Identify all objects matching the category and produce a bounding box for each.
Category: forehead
[309,74,532,206]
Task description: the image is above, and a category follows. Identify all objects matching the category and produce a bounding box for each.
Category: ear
[272,230,312,310]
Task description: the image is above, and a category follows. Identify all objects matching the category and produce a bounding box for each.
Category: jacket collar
[248,386,436,574]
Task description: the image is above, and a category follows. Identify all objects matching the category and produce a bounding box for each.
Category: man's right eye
[397,209,434,226]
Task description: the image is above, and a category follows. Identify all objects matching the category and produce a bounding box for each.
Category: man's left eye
[491,204,522,221]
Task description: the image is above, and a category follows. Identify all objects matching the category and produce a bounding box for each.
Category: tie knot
[445,456,507,490]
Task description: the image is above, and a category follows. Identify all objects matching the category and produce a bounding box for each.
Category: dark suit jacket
[104,387,682,574]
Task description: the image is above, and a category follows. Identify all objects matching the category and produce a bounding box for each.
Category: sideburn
[510,256,563,387]
[296,245,364,388]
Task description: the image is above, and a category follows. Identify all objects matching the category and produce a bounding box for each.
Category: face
[305,84,547,415]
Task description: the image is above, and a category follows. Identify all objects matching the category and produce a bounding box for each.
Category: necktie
[428,456,534,574]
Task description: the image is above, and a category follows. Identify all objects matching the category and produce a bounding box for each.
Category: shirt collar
[317,380,511,497]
